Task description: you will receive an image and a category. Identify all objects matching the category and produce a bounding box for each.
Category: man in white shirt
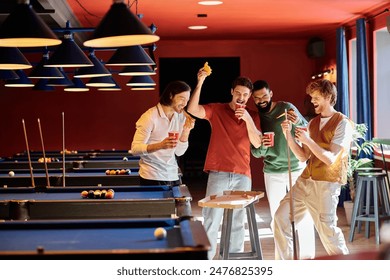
[131,80,195,186]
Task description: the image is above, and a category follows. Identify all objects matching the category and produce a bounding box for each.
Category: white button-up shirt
[131,103,188,181]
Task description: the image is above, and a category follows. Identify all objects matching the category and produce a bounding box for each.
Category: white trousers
[264,171,316,259]
[273,177,349,260]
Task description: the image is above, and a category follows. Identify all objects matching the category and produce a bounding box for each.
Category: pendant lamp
[0,0,61,47]
[83,0,159,48]
[0,47,31,70]
[105,45,155,67]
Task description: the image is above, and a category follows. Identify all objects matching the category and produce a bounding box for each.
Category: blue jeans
[202,171,251,259]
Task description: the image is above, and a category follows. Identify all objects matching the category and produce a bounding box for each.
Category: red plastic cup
[296,126,308,132]
[235,103,246,110]
[263,132,275,147]
[168,131,179,140]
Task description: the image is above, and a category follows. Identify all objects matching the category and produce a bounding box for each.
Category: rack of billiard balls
[81,189,115,199]
[105,169,131,175]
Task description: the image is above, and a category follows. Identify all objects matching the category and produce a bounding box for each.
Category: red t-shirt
[203,103,260,179]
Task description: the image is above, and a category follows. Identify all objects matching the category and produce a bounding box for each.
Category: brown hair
[306,79,337,106]
[160,81,191,106]
[232,76,253,92]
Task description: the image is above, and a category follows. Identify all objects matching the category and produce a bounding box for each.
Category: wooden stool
[198,190,264,260]
[354,167,384,232]
[349,172,390,244]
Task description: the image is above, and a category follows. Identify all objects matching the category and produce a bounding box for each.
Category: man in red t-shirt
[188,67,261,259]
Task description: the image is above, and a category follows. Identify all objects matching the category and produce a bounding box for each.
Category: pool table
[0,159,139,170]
[0,185,192,219]
[0,217,210,259]
[15,149,134,158]
[0,170,140,187]
[2,154,140,162]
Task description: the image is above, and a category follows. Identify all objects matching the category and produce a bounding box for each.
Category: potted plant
[343,123,377,225]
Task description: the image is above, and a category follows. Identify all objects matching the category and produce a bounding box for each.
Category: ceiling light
[46,68,73,86]
[0,47,31,70]
[83,0,159,48]
[4,70,34,87]
[28,51,64,79]
[119,65,156,76]
[126,75,156,87]
[74,50,111,78]
[86,76,117,87]
[106,45,155,66]
[33,79,54,91]
[130,86,155,91]
[188,26,208,30]
[0,0,61,47]
[198,1,223,5]
[45,32,93,68]
[0,70,19,80]
[98,83,122,91]
[64,77,90,92]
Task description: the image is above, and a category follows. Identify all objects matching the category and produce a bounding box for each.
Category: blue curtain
[356,18,372,141]
[336,27,350,117]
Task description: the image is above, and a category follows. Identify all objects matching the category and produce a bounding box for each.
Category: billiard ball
[126,169,131,174]
[105,170,110,175]
[101,190,107,198]
[8,171,15,177]
[81,190,88,198]
[88,190,95,198]
[105,191,114,199]
[109,170,116,175]
[123,157,128,161]
[154,227,167,240]
[94,190,101,198]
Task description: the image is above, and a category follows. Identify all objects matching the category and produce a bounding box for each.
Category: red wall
[0,38,324,189]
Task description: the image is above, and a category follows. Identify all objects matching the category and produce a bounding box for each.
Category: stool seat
[356,167,383,173]
[198,191,264,260]
[349,172,390,244]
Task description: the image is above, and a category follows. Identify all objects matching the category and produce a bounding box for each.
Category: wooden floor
[185,176,390,260]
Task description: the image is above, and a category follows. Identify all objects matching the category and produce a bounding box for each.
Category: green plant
[347,123,377,202]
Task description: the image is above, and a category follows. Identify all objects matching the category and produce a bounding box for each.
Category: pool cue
[22,119,35,188]
[62,112,66,187]
[37,118,51,188]
[285,109,299,260]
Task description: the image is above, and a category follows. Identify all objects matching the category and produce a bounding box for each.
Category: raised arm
[187,69,208,119]
[241,112,262,148]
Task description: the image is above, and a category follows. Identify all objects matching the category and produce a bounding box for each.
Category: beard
[256,99,272,113]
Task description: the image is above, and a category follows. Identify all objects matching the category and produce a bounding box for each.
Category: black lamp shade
[119,65,156,76]
[28,53,64,79]
[0,70,19,80]
[45,33,93,68]
[126,75,156,87]
[0,47,32,70]
[33,79,54,91]
[64,77,90,92]
[46,68,73,86]
[98,82,122,91]
[74,51,112,78]
[86,75,117,87]
[83,1,159,48]
[4,70,34,87]
[106,45,155,66]
[130,85,155,91]
[0,1,61,47]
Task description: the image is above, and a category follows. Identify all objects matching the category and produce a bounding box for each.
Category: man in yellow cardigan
[274,79,353,259]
